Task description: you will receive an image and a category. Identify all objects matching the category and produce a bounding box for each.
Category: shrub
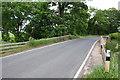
[106,40,119,52]
[109,33,120,40]
[28,35,79,47]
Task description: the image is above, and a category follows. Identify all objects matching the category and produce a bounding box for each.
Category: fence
[0,42,28,53]
[0,35,72,54]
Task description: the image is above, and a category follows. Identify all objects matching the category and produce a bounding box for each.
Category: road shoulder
[78,40,103,78]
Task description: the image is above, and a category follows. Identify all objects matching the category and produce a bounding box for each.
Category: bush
[109,33,120,52]
[69,35,79,39]
[106,40,119,52]
[109,33,120,40]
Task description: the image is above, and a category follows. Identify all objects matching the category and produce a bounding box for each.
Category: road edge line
[73,39,100,78]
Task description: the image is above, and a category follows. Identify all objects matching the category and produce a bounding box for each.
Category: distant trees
[87,8,120,35]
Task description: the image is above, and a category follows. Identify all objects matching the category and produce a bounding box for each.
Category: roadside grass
[85,33,119,78]
[106,40,120,52]
[85,52,118,78]
[1,46,31,56]
[79,35,99,38]
[0,35,79,56]
[28,35,79,47]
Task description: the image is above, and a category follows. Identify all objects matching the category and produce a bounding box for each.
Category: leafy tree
[2,2,12,41]
[65,2,90,35]
[2,2,32,42]
[87,8,120,35]
[25,2,53,39]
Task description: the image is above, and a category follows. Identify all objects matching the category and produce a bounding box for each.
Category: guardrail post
[105,50,111,72]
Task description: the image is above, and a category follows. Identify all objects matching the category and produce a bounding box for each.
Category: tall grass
[28,35,79,47]
[106,40,120,52]
[85,53,118,78]
[85,33,119,78]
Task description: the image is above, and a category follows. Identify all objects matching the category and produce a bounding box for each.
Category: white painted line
[73,39,99,79]
[1,39,76,59]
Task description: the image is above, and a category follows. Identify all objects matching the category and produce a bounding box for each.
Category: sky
[86,0,120,10]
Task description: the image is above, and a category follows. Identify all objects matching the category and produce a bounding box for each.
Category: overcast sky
[86,0,120,10]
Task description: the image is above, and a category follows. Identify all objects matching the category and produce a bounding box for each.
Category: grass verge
[0,35,79,57]
[85,35,119,78]
[85,52,118,78]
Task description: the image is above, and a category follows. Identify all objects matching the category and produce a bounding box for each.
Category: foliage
[2,2,90,42]
[2,2,31,42]
[0,33,15,43]
[108,33,120,52]
[87,8,120,35]
[106,40,119,52]
[2,2,120,42]
[28,35,79,47]
[109,33,120,40]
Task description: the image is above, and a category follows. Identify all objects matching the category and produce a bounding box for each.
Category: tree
[2,2,12,41]
[2,2,32,42]
[25,2,53,39]
[65,2,90,35]
[87,8,120,35]
[2,2,92,42]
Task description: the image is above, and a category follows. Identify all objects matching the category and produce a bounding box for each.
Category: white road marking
[73,39,99,78]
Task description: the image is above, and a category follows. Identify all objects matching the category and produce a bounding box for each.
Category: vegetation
[1,2,120,43]
[85,53,118,78]
[109,33,120,40]
[88,8,120,35]
[1,2,89,42]
[85,33,120,78]
[28,35,79,47]
[1,35,79,56]
[1,1,120,78]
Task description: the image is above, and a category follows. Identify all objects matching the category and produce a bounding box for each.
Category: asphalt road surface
[2,37,100,78]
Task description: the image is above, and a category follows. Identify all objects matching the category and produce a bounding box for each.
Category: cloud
[86,0,120,10]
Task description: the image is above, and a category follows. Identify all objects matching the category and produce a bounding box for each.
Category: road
[2,37,100,78]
